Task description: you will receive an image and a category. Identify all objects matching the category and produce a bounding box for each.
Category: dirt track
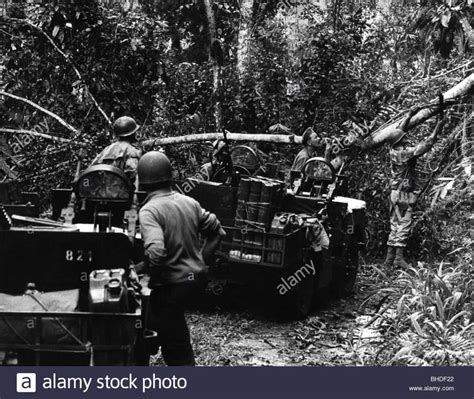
[152,263,396,366]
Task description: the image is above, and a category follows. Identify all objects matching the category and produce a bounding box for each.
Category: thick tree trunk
[237,0,254,79]
[144,74,473,149]
[360,72,474,150]
[202,0,222,131]
[144,132,301,147]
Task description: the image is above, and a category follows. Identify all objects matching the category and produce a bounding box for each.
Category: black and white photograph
[0,0,472,388]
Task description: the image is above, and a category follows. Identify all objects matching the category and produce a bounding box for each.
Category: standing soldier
[384,110,445,269]
[138,151,226,366]
[91,116,142,186]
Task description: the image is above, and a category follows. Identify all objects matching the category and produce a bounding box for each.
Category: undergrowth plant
[390,259,473,366]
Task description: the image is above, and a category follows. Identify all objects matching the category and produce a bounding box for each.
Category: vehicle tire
[277,266,315,320]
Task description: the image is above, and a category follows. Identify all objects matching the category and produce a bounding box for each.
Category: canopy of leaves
[0,0,472,261]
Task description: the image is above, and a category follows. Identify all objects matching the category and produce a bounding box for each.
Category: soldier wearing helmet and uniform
[384,110,445,270]
[199,139,228,181]
[138,151,226,366]
[91,116,142,186]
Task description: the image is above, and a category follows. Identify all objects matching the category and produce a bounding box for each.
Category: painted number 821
[65,249,93,262]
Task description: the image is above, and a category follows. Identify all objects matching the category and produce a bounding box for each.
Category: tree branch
[395,60,473,85]
[0,91,79,134]
[5,17,112,127]
[360,73,474,150]
[0,128,71,143]
[0,158,17,180]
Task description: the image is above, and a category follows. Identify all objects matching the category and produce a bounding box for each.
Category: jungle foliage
[0,0,472,366]
[0,1,471,247]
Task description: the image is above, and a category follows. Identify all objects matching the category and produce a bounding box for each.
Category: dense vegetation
[0,0,472,365]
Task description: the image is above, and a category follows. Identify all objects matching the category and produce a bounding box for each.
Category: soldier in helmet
[91,116,142,185]
[138,151,226,366]
[384,110,445,270]
[199,139,228,181]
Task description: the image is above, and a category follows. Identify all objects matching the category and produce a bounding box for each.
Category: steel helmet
[137,151,172,185]
[113,116,140,137]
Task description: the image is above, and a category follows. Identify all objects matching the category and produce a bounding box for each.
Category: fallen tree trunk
[360,72,474,150]
[144,74,473,149]
[143,132,301,147]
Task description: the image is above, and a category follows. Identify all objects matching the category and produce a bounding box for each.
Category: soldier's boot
[383,246,396,269]
[393,247,409,269]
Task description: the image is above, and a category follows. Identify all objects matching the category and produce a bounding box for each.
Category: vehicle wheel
[277,267,315,320]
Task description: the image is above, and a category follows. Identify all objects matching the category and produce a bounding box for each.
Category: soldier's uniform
[387,147,420,248]
[137,151,225,366]
[91,141,142,182]
[385,118,442,269]
[91,116,142,184]
[291,147,312,171]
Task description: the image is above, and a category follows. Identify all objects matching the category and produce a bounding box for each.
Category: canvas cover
[0,289,84,346]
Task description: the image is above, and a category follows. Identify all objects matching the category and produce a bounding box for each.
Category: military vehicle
[0,166,153,365]
[175,144,367,318]
[0,143,366,364]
